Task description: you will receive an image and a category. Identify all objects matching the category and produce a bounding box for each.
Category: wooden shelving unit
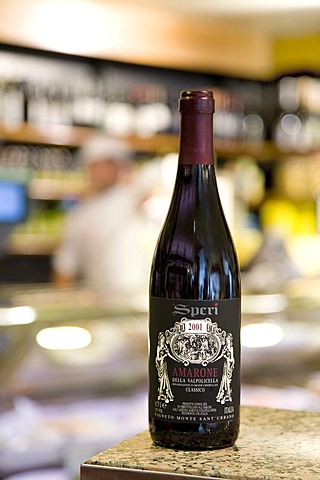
[0,123,94,148]
[0,122,301,161]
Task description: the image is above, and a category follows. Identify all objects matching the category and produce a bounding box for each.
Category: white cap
[78,134,132,165]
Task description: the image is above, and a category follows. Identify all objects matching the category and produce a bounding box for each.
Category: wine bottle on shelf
[148,90,241,450]
[2,80,27,127]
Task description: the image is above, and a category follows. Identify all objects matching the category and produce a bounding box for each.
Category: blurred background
[1,0,320,478]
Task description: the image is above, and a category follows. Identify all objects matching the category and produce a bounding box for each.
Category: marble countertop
[81,406,320,480]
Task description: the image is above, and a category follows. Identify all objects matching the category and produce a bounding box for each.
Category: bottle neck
[178,111,214,165]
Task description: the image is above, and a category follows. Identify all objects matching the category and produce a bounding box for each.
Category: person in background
[52,134,150,291]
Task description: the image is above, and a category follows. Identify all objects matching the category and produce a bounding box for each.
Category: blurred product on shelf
[214,88,245,143]
[274,76,320,153]
[241,227,301,294]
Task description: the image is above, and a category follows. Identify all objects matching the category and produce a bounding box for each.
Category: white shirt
[53,184,150,291]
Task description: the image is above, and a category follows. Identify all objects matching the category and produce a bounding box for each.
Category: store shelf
[6,233,61,255]
[28,176,88,200]
[0,122,299,161]
[0,122,95,148]
[116,135,292,161]
[215,138,287,162]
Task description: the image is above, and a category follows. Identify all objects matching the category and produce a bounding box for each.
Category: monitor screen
[0,180,28,224]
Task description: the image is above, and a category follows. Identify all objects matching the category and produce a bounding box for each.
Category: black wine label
[149,297,240,424]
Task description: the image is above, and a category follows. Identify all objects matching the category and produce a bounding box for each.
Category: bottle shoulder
[150,165,240,299]
[151,218,240,299]
[156,180,235,257]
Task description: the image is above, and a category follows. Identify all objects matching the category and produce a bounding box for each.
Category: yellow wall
[274,34,320,76]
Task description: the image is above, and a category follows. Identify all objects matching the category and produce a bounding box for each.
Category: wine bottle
[149,90,241,450]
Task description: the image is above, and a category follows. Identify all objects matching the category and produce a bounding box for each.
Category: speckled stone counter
[81,406,320,480]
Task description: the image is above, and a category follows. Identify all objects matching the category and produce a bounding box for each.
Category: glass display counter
[0,282,320,479]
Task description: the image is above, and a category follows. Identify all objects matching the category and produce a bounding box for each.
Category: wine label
[149,297,240,424]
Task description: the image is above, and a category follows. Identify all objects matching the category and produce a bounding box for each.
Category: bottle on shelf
[240,81,265,143]
[274,75,318,153]
[72,77,105,128]
[2,79,27,127]
[213,87,245,144]
[103,90,135,136]
[132,83,172,137]
[148,90,241,450]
